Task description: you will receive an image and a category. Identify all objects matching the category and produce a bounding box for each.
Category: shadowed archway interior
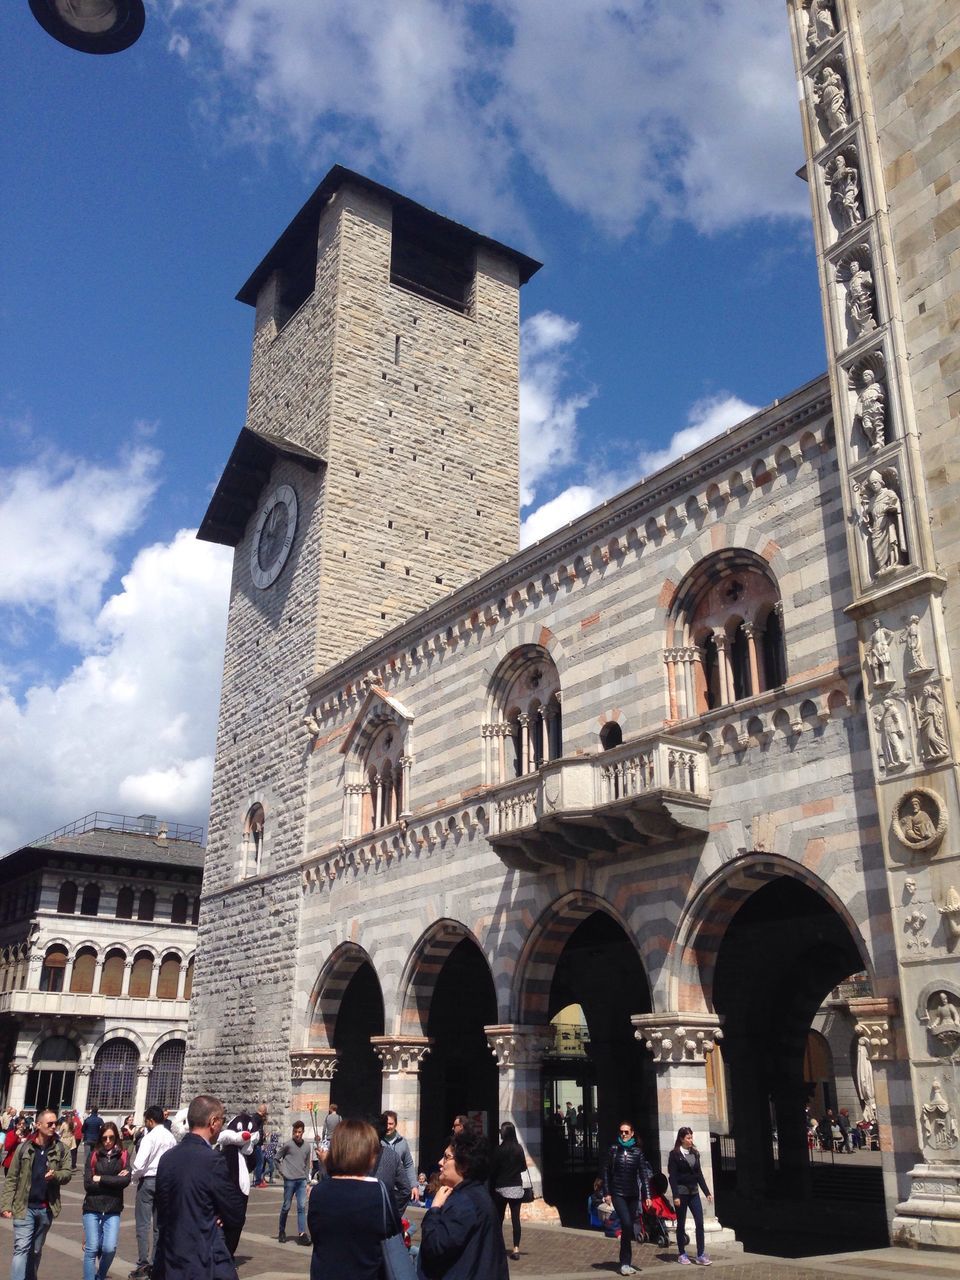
[330,962,385,1121]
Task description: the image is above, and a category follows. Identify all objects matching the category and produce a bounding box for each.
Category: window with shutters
[128,951,153,998]
[99,949,126,997]
[39,945,67,992]
[156,953,180,1000]
[69,946,97,994]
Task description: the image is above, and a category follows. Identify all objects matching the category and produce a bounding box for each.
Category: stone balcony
[488,734,710,871]
[0,989,185,1021]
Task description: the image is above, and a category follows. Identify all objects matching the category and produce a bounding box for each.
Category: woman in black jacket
[601,1121,652,1276]
[419,1131,508,1280]
[82,1121,131,1280]
[488,1121,526,1261]
[667,1127,712,1266]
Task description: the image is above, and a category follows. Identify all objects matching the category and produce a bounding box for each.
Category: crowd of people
[0,1097,715,1277]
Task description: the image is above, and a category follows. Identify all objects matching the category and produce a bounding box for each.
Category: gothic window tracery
[484,646,563,784]
[667,552,787,718]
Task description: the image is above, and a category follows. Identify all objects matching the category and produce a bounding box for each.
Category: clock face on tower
[250,483,298,590]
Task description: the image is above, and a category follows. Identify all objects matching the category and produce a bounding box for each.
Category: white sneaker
[619,1267,637,1276]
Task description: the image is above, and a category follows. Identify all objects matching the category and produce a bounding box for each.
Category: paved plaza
[2,1182,957,1280]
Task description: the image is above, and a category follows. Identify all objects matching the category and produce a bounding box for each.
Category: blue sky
[0,0,826,849]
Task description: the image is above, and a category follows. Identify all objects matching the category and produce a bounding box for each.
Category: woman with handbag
[306,1119,412,1279]
[488,1121,528,1261]
[667,1127,712,1267]
[82,1120,131,1280]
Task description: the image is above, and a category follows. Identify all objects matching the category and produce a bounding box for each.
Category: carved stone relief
[939,885,960,945]
[836,251,877,343]
[920,1078,958,1152]
[905,906,930,951]
[865,618,894,688]
[805,0,837,55]
[825,149,864,234]
[911,683,950,765]
[370,1036,432,1074]
[853,467,908,579]
[892,787,946,854]
[850,362,887,452]
[901,616,933,680]
[927,991,960,1048]
[814,62,850,138]
[874,696,911,772]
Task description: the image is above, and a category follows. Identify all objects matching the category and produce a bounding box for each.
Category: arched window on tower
[666,550,787,718]
[137,889,155,922]
[115,886,134,919]
[484,645,563,784]
[170,893,188,924]
[362,724,406,834]
[242,804,265,878]
[57,882,77,914]
[80,883,100,917]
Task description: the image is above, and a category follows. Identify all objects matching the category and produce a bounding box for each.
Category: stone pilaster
[371,1036,431,1172]
[633,1013,740,1253]
[485,1024,558,1220]
[6,1061,29,1112]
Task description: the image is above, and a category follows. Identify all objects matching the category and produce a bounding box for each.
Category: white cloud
[0,446,161,647]
[519,311,594,507]
[0,530,232,852]
[168,31,191,58]
[521,484,608,548]
[637,393,760,475]
[169,0,808,237]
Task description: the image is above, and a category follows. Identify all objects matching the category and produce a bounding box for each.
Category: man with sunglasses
[0,1108,72,1280]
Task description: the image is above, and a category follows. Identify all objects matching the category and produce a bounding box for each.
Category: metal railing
[33,811,203,846]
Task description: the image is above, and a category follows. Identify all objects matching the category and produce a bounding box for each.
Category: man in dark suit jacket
[153,1095,247,1280]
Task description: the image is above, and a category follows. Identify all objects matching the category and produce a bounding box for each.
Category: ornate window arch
[340,684,414,840]
[483,645,562,783]
[242,803,265,878]
[666,550,787,717]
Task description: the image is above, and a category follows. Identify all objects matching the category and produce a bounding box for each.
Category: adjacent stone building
[0,813,202,1121]
[187,0,960,1253]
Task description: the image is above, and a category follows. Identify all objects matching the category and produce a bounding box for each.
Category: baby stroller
[637,1171,676,1248]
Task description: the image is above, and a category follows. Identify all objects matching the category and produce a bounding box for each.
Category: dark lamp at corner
[29,0,145,54]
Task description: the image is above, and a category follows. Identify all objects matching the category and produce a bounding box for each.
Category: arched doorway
[328,960,385,1121]
[417,937,498,1172]
[521,904,653,1222]
[713,875,886,1251]
[26,1036,79,1113]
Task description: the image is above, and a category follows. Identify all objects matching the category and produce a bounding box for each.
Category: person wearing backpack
[0,1107,72,1280]
[82,1121,131,1280]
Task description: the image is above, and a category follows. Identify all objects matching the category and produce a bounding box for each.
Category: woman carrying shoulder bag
[488,1121,527,1262]
[667,1127,712,1267]
[82,1120,131,1280]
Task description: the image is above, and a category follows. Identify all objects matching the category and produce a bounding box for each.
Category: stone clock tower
[184,168,539,1104]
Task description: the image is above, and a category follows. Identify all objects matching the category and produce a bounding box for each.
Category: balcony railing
[0,990,186,1019]
[489,734,710,871]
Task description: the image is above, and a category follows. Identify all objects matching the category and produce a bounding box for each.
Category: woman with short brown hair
[307,1119,404,1278]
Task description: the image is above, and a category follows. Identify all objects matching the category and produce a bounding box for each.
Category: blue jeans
[11,1207,52,1280]
[82,1212,120,1280]
[279,1178,307,1236]
[262,1154,275,1183]
[676,1191,705,1258]
[254,1144,266,1185]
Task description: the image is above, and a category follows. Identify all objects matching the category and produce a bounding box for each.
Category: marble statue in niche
[875,697,910,770]
[913,684,950,763]
[838,257,877,340]
[854,468,907,577]
[921,1079,958,1150]
[929,991,960,1033]
[806,0,837,54]
[854,368,886,450]
[816,64,850,135]
[826,153,863,231]
[902,615,932,678]
[939,886,960,943]
[866,619,894,687]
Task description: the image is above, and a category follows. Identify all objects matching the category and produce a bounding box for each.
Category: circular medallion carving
[892,787,946,853]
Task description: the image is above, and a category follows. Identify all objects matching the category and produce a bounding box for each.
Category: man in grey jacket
[276,1122,313,1244]
[381,1111,418,1207]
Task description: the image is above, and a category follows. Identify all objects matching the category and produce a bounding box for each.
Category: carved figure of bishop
[856,369,886,450]
[856,469,907,577]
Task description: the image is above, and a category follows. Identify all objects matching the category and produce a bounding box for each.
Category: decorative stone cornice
[849,995,898,1061]
[632,1012,723,1064]
[290,1049,339,1082]
[370,1036,432,1074]
[484,1024,555,1068]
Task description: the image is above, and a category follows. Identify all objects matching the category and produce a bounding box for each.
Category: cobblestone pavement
[2,1182,957,1280]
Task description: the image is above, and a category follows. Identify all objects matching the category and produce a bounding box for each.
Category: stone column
[290,1050,338,1130]
[6,1061,29,1112]
[742,623,762,696]
[713,635,731,706]
[134,1064,150,1118]
[371,1036,432,1171]
[399,756,413,818]
[484,1024,559,1221]
[26,949,43,991]
[63,955,76,992]
[149,961,161,999]
[633,1012,740,1253]
[518,714,531,775]
[73,1063,92,1116]
[665,649,679,720]
[175,962,187,1002]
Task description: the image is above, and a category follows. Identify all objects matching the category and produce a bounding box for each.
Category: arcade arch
[312,944,385,1121]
